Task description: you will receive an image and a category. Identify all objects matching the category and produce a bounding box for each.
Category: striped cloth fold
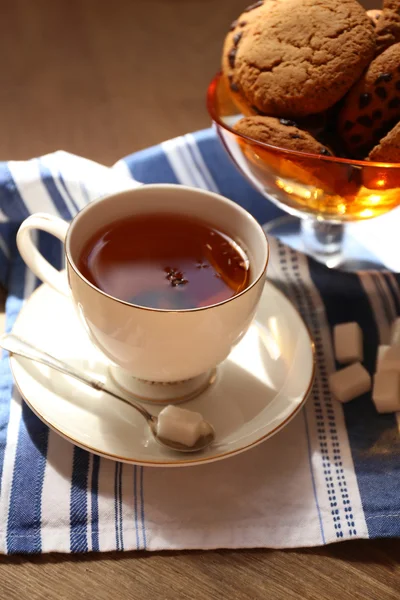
[0,129,399,554]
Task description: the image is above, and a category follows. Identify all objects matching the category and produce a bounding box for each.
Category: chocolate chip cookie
[375,0,400,55]
[221,1,265,96]
[223,0,376,118]
[338,42,400,157]
[369,120,400,161]
[234,115,333,155]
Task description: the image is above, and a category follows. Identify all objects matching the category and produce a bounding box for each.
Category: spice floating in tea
[164,267,188,287]
[78,213,250,310]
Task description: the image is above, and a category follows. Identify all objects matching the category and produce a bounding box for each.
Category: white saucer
[9,279,315,467]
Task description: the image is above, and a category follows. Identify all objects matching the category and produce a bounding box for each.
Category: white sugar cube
[333,322,363,364]
[378,345,400,373]
[376,345,389,371]
[372,371,400,413]
[157,405,204,447]
[390,318,400,346]
[329,363,371,404]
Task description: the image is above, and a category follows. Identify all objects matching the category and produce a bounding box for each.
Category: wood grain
[0,541,399,600]
[0,0,398,598]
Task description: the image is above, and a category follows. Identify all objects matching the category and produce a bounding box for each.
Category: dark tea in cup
[78,213,250,310]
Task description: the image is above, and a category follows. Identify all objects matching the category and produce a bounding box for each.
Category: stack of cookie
[222,0,400,162]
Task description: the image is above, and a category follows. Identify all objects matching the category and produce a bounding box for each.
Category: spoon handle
[0,333,153,421]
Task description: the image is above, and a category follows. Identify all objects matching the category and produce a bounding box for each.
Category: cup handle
[16,213,71,296]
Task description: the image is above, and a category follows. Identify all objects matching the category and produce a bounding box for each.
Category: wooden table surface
[0,1,398,598]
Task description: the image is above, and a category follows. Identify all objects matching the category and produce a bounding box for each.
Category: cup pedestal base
[108,365,217,405]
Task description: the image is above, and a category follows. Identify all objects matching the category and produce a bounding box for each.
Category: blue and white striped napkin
[0,129,399,554]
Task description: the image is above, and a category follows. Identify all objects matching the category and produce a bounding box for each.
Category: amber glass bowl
[207,73,400,224]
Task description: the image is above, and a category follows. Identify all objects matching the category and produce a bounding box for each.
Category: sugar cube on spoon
[157,405,206,448]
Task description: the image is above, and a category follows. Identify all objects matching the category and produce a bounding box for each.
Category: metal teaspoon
[0,333,215,453]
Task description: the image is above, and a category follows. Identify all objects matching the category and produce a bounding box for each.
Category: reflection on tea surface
[78,213,250,309]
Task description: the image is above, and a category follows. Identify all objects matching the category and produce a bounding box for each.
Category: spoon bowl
[150,417,216,453]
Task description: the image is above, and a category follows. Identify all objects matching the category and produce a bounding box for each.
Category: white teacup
[17,185,269,403]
